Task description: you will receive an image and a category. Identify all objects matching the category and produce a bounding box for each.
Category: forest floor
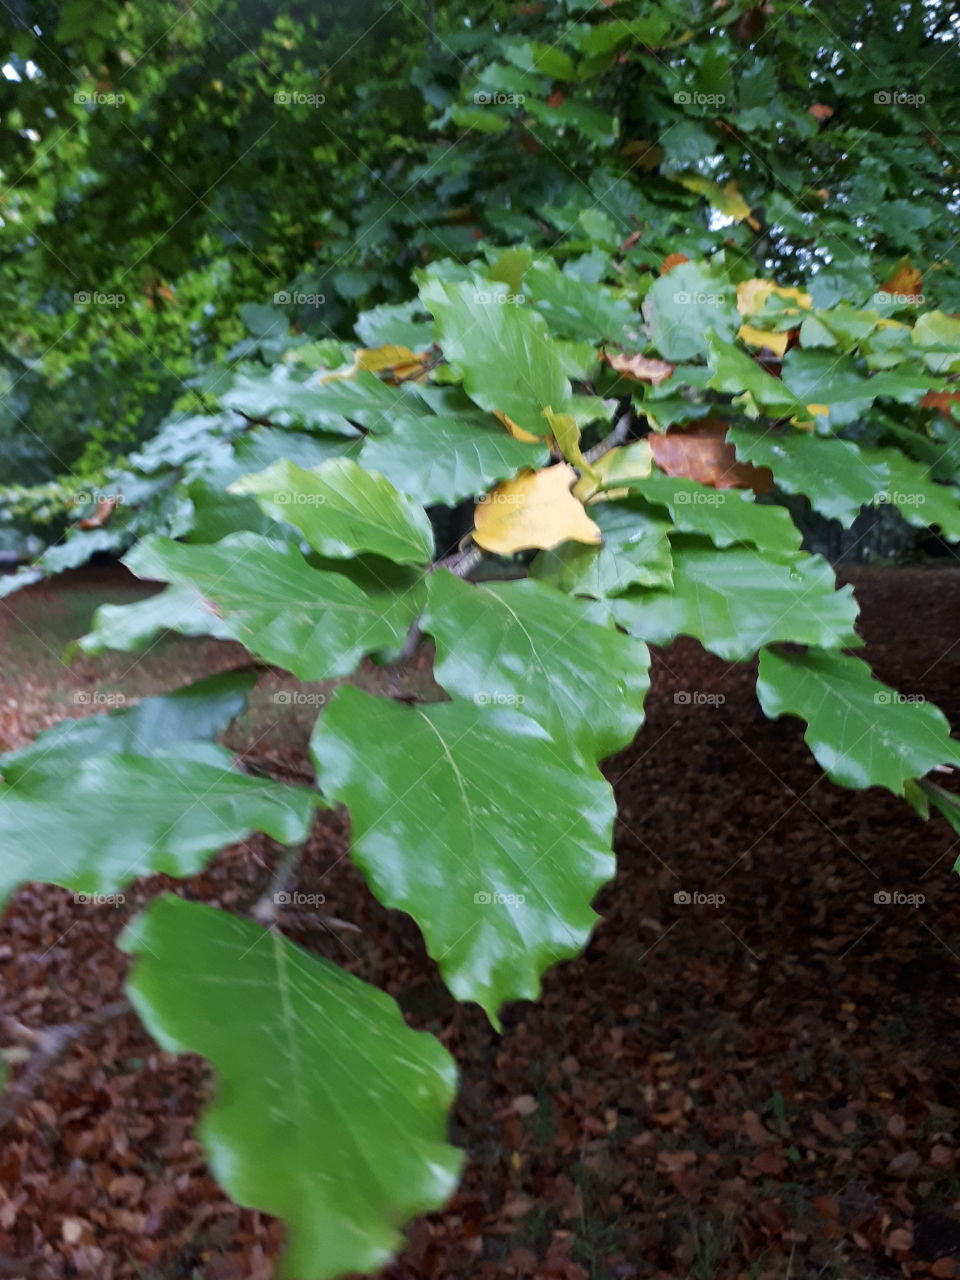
[0,563,958,1280]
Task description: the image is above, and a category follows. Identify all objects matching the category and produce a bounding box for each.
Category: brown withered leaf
[752,1150,787,1176]
[736,6,767,42]
[660,252,690,275]
[887,1150,922,1177]
[602,351,675,386]
[78,498,117,530]
[511,1094,538,1117]
[921,390,960,417]
[880,261,924,301]
[812,1195,840,1220]
[649,421,774,493]
[887,1226,913,1252]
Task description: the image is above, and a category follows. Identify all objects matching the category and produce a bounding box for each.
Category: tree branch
[0,999,130,1129]
[583,400,635,463]
[433,543,483,578]
[250,843,306,926]
[397,541,484,662]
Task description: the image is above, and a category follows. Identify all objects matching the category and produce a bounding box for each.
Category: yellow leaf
[574,441,653,502]
[494,410,542,444]
[473,464,601,554]
[620,140,663,170]
[789,403,829,430]
[672,174,758,227]
[737,322,790,357]
[355,345,425,374]
[737,279,812,317]
[545,407,597,482]
[318,345,427,385]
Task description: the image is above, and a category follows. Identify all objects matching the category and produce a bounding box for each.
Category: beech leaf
[472,464,601,553]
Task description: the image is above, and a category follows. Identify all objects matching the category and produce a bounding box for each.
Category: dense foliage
[2,0,959,532]
[1,2,960,1277]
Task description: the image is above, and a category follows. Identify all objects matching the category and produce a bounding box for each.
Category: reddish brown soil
[0,565,958,1280]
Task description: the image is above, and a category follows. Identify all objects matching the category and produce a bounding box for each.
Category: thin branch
[433,544,483,577]
[240,753,315,784]
[250,842,306,926]
[398,542,484,662]
[0,999,130,1129]
[583,401,634,464]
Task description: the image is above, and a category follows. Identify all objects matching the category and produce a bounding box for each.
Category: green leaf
[612,541,860,661]
[661,120,717,168]
[620,475,802,552]
[126,534,423,681]
[129,413,237,473]
[526,98,618,146]
[706,334,808,416]
[354,300,433,351]
[223,368,429,435]
[0,743,320,905]
[311,686,616,1022]
[501,39,575,80]
[289,340,355,372]
[919,782,960,847]
[122,896,462,1280]
[221,368,364,435]
[858,446,960,540]
[0,669,258,782]
[522,258,640,344]
[423,571,650,763]
[912,311,960,374]
[0,567,44,600]
[40,529,127,575]
[531,500,673,596]
[230,458,434,564]
[449,103,510,134]
[188,430,370,546]
[565,14,669,56]
[420,277,571,435]
[359,414,548,507]
[186,470,301,545]
[807,249,874,310]
[780,350,934,428]
[75,583,233,656]
[728,428,889,524]
[304,373,438,431]
[642,264,739,361]
[232,427,361,475]
[757,647,960,795]
[794,305,878,353]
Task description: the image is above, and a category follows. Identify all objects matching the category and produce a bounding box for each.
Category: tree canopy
[1,0,958,507]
